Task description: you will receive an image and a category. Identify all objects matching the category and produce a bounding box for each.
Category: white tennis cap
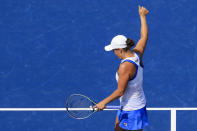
[104,35,127,51]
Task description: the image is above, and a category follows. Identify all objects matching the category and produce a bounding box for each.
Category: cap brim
[104,45,113,51]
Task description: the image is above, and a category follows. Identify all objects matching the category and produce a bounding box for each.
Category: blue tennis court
[0,0,197,130]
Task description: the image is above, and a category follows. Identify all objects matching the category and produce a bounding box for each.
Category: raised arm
[133,6,149,57]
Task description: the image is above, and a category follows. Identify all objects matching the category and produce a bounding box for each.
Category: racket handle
[105,106,121,109]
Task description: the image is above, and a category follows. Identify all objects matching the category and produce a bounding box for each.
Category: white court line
[0,108,66,111]
[147,108,197,110]
[0,108,197,111]
[0,108,118,111]
[171,109,176,131]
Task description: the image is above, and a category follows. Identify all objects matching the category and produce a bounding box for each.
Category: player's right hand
[139,6,149,16]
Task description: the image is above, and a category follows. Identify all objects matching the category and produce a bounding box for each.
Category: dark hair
[123,38,135,51]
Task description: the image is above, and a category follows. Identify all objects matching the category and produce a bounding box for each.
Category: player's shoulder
[119,60,136,73]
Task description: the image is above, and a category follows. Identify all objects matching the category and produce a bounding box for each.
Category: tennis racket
[65,94,121,119]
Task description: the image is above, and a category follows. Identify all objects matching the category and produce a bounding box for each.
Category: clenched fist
[139,6,149,16]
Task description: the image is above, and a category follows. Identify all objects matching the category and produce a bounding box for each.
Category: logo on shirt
[135,58,138,63]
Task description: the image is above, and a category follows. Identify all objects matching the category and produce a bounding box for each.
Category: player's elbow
[116,89,124,97]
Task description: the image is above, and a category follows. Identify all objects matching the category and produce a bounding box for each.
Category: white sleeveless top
[116,52,146,111]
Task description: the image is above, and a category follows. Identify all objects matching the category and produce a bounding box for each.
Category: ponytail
[123,38,135,51]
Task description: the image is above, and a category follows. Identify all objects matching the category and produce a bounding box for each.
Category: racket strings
[66,94,95,119]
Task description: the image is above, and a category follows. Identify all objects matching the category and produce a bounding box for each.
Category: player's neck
[121,51,135,59]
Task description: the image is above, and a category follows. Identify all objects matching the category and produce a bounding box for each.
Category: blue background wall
[0,0,197,130]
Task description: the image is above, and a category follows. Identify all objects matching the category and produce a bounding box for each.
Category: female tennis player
[94,6,149,131]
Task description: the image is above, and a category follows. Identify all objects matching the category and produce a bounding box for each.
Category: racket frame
[65,94,97,119]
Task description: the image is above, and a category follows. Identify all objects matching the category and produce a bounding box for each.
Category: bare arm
[94,62,136,110]
[133,6,149,58]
